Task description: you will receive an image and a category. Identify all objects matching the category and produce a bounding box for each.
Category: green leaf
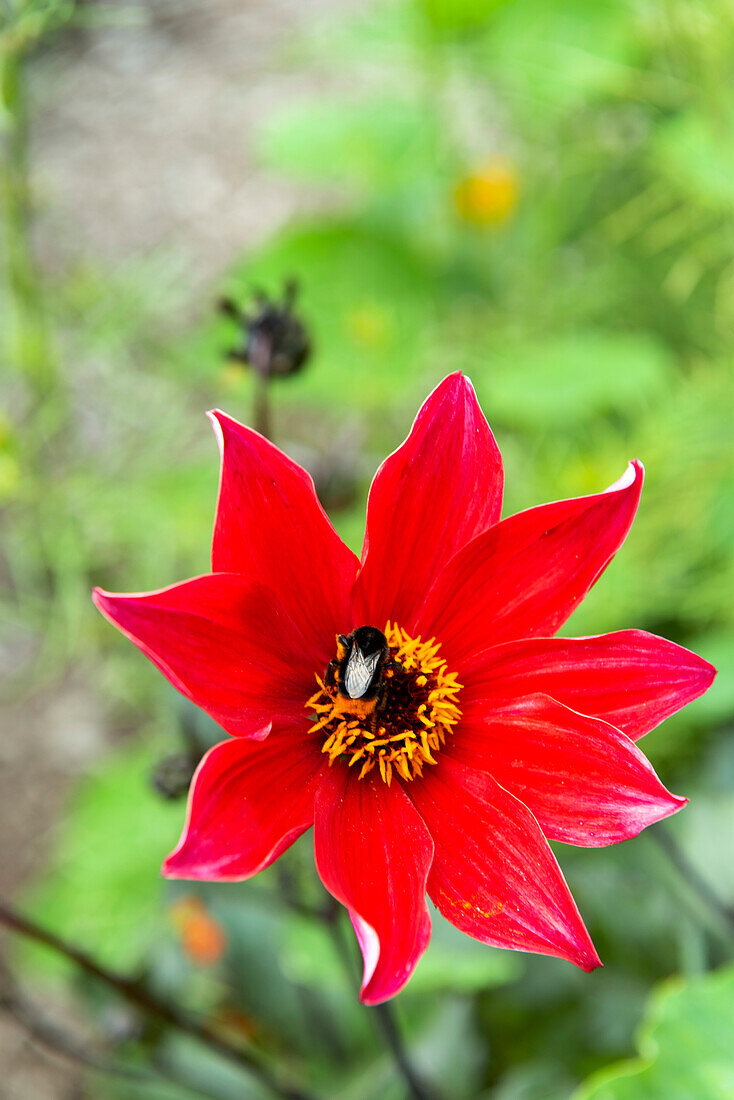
[19,736,182,976]
[574,965,734,1100]
[478,0,639,117]
[667,793,734,914]
[281,907,519,996]
[652,110,734,211]
[257,97,439,191]
[418,0,512,36]
[338,998,485,1100]
[479,330,673,429]
[411,908,521,993]
[679,630,734,727]
[540,359,734,649]
[212,888,371,1057]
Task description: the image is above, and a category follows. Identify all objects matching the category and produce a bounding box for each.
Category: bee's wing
[344,646,380,699]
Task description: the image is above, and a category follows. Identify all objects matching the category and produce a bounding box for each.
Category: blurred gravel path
[34,0,360,280]
[1,2,364,1095]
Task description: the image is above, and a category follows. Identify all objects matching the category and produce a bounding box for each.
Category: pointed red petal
[454,694,686,846]
[462,630,716,740]
[314,768,434,1004]
[416,460,644,661]
[93,574,315,738]
[163,732,323,880]
[410,758,600,970]
[209,410,358,658]
[353,373,503,629]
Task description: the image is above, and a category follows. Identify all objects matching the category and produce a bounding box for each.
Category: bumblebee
[325,626,389,721]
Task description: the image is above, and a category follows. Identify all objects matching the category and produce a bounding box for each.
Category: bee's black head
[349,626,387,657]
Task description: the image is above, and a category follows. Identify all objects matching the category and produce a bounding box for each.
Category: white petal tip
[605,459,643,494]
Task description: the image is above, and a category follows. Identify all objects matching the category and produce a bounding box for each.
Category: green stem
[373,1002,435,1100]
[323,901,438,1100]
[1,960,252,1100]
[650,824,734,948]
[0,47,61,425]
[253,369,272,439]
[0,897,317,1100]
[0,961,146,1081]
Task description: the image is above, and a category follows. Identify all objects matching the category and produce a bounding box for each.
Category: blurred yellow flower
[454,160,519,227]
[346,302,392,349]
[219,362,247,391]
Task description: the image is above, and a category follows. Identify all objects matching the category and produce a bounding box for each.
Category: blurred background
[1,1,733,1097]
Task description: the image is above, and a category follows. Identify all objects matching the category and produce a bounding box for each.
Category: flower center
[305,622,462,785]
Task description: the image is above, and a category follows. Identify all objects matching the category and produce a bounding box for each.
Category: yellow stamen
[305,620,462,784]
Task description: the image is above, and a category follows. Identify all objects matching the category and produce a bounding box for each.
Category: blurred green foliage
[575,964,734,1099]
[20,734,183,975]
[3,0,734,1096]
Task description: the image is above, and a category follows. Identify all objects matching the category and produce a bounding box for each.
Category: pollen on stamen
[305,621,462,785]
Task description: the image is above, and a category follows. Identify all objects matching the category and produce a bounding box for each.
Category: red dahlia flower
[93,374,715,1004]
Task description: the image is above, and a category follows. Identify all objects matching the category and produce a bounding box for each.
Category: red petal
[353,373,503,629]
[462,630,716,740]
[209,410,358,659]
[454,694,686,846]
[93,574,315,738]
[410,758,600,970]
[163,731,323,880]
[314,768,433,1004]
[416,460,644,662]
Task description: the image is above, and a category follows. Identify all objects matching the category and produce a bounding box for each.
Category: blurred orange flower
[170,896,226,966]
[453,159,519,227]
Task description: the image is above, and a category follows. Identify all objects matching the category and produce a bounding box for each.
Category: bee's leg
[324,658,339,693]
[375,679,389,717]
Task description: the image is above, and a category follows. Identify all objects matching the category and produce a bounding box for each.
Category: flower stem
[253,368,272,439]
[0,958,147,1082]
[0,47,64,437]
[1,957,263,1100]
[0,897,317,1100]
[650,823,734,945]
[320,898,438,1100]
[373,1001,436,1100]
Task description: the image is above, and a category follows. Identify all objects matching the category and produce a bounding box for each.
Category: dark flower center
[305,622,462,785]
